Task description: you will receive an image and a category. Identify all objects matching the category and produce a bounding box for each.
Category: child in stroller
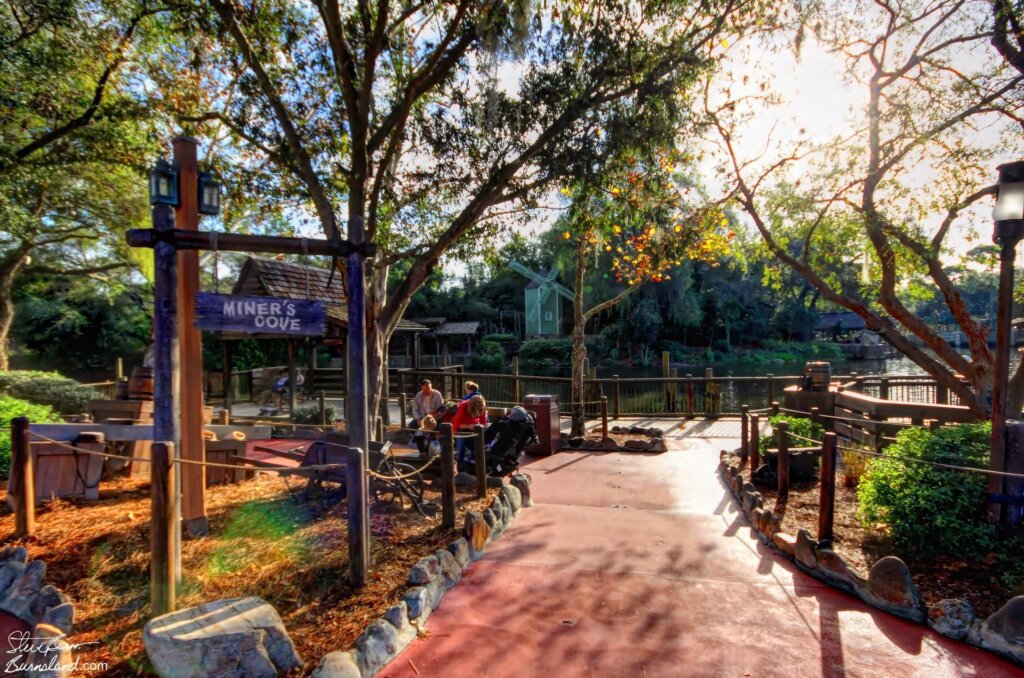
[465,406,537,478]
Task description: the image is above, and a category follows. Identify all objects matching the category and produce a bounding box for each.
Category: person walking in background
[451,394,488,472]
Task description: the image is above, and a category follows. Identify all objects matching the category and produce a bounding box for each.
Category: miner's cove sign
[194,293,327,336]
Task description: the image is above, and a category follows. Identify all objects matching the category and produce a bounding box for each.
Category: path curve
[384,435,1019,677]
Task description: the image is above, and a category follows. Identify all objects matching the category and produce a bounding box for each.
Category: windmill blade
[509,260,548,286]
[544,266,560,283]
[551,281,575,301]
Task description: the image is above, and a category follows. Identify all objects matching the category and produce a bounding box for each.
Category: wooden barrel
[803,361,832,392]
[114,378,129,400]
[128,366,154,400]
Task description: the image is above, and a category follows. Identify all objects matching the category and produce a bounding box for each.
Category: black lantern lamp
[994,161,1024,244]
[148,158,179,206]
[198,171,222,216]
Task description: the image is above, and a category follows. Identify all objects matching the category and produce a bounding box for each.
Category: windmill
[509,261,575,336]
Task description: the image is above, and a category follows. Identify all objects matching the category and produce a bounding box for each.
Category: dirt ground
[729,459,1017,618]
[0,471,498,676]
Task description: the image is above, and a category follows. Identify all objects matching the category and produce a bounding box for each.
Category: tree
[173,0,773,418]
[0,0,161,368]
[707,0,1024,417]
[560,154,730,435]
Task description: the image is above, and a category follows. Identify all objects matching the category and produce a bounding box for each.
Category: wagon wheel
[372,462,425,509]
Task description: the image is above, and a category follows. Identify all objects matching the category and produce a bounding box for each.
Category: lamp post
[145,154,221,614]
[990,160,1024,527]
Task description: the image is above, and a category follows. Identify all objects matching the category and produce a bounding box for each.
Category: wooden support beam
[741,405,749,467]
[600,396,608,439]
[750,414,761,472]
[222,342,233,421]
[174,136,207,538]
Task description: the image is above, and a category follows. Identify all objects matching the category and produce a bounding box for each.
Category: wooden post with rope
[474,424,487,499]
[345,446,369,587]
[10,417,34,538]
[440,423,456,528]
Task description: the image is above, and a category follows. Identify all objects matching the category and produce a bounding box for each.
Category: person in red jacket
[451,394,487,472]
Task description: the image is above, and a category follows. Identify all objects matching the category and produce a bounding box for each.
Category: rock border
[718,452,1024,666]
[312,474,532,678]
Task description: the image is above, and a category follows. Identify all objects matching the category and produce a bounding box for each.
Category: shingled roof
[435,321,480,336]
[232,257,426,333]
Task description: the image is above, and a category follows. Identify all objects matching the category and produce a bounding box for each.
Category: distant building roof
[816,312,866,331]
[410,317,448,329]
[232,257,426,333]
[435,321,480,336]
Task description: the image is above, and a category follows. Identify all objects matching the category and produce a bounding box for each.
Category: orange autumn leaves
[561,157,732,288]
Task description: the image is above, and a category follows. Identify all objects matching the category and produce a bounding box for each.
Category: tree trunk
[0,244,32,371]
[570,239,588,437]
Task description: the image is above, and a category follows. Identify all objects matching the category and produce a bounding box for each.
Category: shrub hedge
[857,422,993,559]
[0,395,60,478]
[0,370,98,414]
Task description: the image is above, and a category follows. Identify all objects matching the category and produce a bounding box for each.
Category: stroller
[466,406,538,477]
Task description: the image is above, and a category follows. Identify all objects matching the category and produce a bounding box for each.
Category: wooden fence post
[612,375,621,419]
[686,375,695,415]
[474,424,487,499]
[10,417,34,538]
[818,432,837,544]
[151,441,176,615]
[659,351,669,412]
[319,391,327,426]
[512,357,521,403]
[398,393,407,426]
[766,374,775,407]
[669,367,678,412]
[937,384,949,405]
[345,446,369,588]
[771,401,780,417]
[740,405,749,466]
[776,420,790,506]
[440,423,456,528]
[879,377,890,400]
[750,414,760,472]
[600,396,609,439]
[810,406,819,426]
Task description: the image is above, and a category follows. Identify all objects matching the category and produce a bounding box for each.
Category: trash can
[523,394,560,455]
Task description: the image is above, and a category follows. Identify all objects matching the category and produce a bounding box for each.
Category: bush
[482,333,516,343]
[292,403,336,424]
[518,338,574,372]
[857,422,993,560]
[759,414,825,456]
[0,395,60,478]
[0,370,99,414]
[471,340,506,371]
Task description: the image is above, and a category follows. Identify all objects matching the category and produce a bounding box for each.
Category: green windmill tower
[510,261,575,336]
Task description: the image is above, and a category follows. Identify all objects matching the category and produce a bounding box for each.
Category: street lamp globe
[148,159,179,207]
[993,161,1024,243]
[198,171,222,216]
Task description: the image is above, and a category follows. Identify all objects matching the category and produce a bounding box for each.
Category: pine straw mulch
[727,459,1017,619]
[0,472,499,676]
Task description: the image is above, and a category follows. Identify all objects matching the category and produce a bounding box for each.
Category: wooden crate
[204,440,249,486]
[88,400,154,478]
[29,439,105,503]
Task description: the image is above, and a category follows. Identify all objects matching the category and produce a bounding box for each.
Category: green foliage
[0,395,60,477]
[518,338,574,372]
[857,423,994,559]
[0,370,98,414]
[759,415,825,455]
[292,403,336,425]
[470,340,506,371]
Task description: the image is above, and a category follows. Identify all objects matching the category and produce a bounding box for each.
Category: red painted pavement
[382,436,1021,677]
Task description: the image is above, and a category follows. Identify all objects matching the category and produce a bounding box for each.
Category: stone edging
[718,453,1024,666]
[311,474,533,678]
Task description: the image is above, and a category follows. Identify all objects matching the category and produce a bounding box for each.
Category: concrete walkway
[383,432,1020,677]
